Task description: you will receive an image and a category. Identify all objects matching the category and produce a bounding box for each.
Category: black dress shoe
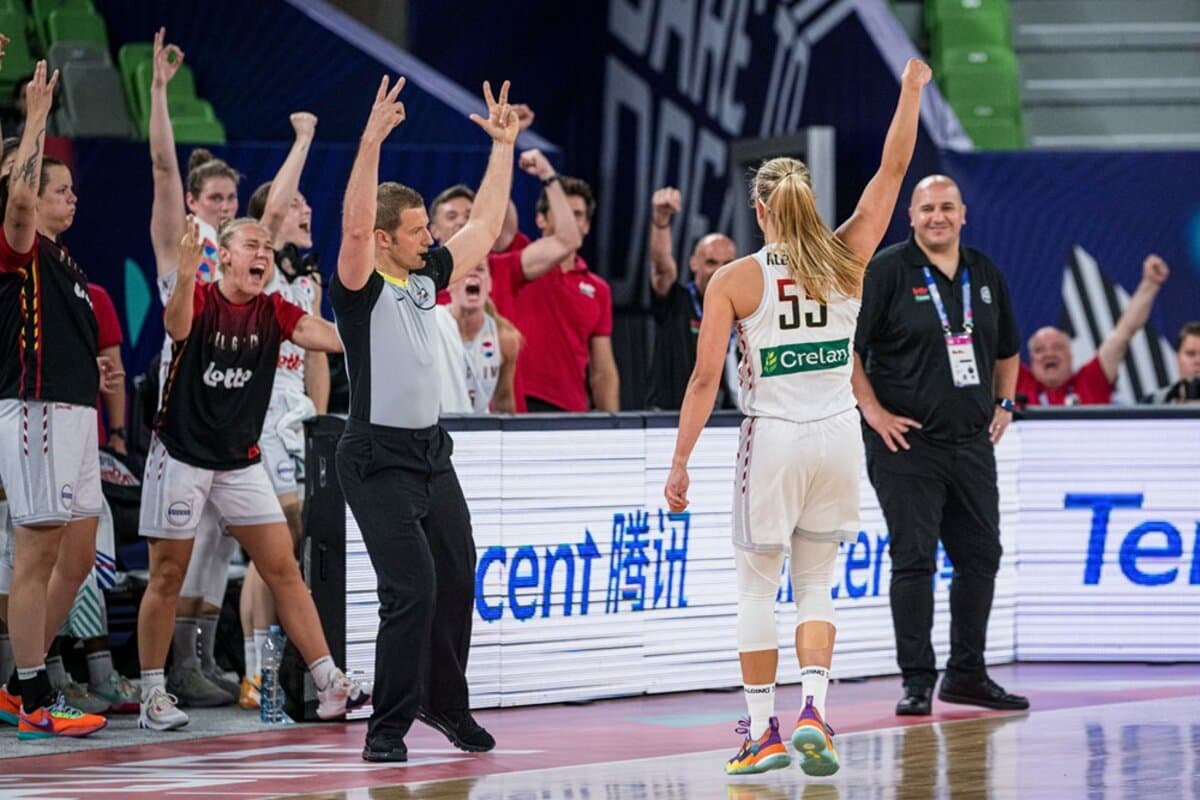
[417,708,496,752]
[362,738,408,762]
[896,685,933,716]
[938,676,1029,711]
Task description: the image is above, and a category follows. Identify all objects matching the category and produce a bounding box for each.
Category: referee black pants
[865,430,1003,690]
[336,420,475,745]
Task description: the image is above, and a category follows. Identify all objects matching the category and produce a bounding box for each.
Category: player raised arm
[164,216,203,341]
[260,112,317,242]
[835,59,931,266]
[4,60,57,255]
[148,27,189,277]
[338,76,407,291]
[444,81,517,282]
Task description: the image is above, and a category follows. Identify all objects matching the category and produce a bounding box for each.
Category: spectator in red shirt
[88,284,127,452]
[504,175,619,412]
[1018,254,1170,406]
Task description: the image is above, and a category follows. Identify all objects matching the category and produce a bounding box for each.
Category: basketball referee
[331,76,519,762]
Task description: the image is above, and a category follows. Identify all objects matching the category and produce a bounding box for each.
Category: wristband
[995,397,1015,413]
[652,220,671,229]
[540,173,559,187]
[109,427,127,439]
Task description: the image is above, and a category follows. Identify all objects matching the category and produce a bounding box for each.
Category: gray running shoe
[166,666,236,708]
[59,678,112,715]
[202,667,241,700]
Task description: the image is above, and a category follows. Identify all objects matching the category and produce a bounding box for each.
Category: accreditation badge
[946,334,981,387]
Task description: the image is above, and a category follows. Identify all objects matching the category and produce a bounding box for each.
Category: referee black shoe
[362,736,407,762]
[895,685,933,716]
[938,676,1029,711]
[417,708,495,752]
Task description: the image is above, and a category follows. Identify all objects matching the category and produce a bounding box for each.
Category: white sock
[0,634,13,684]
[307,656,337,691]
[800,665,831,719]
[743,683,776,739]
[197,616,219,673]
[173,618,200,670]
[87,650,114,688]
[45,655,68,689]
[140,668,165,701]
[243,637,257,678]
[253,629,268,675]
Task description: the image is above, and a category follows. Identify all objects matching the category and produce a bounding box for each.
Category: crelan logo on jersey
[203,362,253,389]
[760,339,850,376]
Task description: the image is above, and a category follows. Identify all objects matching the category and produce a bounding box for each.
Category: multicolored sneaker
[17,696,107,740]
[726,716,791,775]
[791,695,840,776]
[90,672,141,714]
[0,685,21,726]
[238,675,261,710]
[316,669,371,720]
[60,676,112,715]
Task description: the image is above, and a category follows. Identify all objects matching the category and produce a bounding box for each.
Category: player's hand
[178,215,203,281]
[513,103,535,131]
[518,148,554,180]
[664,464,690,513]
[152,27,184,90]
[470,80,518,146]
[23,60,58,123]
[1142,253,1169,285]
[652,187,681,227]
[989,406,1012,445]
[862,403,922,452]
[902,58,932,91]
[362,75,406,144]
[290,112,318,140]
[97,356,125,396]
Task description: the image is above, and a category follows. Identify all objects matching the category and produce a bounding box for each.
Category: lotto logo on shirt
[203,362,254,389]
[760,339,850,376]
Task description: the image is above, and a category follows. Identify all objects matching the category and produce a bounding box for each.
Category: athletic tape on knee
[735,548,784,653]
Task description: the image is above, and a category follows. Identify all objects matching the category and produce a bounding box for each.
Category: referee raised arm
[331,76,518,763]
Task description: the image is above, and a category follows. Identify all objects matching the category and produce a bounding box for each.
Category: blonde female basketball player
[664,59,931,776]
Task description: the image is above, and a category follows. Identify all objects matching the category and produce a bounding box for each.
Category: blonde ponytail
[751,157,862,305]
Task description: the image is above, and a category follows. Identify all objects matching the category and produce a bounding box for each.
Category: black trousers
[865,430,1003,690]
[336,420,475,744]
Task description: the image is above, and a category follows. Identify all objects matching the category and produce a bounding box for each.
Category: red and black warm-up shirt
[0,228,98,407]
[156,280,306,470]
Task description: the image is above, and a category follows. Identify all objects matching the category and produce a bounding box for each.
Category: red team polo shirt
[1017,354,1114,406]
[89,283,123,444]
[502,253,613,412]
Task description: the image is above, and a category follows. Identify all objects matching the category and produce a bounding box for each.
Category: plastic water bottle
[259,625,285,723]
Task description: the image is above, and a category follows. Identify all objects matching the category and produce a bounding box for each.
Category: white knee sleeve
[735,548,785,653]
[790,536,838,626]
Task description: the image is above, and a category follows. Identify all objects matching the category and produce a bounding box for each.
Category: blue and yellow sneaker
[791,695,840,776]
[726,716,791,775]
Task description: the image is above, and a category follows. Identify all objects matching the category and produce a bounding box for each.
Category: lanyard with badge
[922,266,980,387]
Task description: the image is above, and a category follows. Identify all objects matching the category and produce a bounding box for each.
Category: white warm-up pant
[735,535,839,653]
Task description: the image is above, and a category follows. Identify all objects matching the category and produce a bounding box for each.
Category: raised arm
[445,81,517,282]
[338,76,407,292]
[514,148,582,279]
[648,186,681,297]
[4,61,56,254]
[260,112,317,241]
[1097,254,1169,382]
[835,58,931,265]
[149,28,187,276]
[164,217,203,341]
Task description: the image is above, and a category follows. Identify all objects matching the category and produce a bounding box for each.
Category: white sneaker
[138,687,189,731]
[316,669,371,720]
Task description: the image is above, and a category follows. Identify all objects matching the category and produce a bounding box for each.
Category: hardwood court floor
[1,663,1197,799]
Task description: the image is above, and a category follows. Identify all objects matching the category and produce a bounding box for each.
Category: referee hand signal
[470,80,518,146]
[363,75,406,144]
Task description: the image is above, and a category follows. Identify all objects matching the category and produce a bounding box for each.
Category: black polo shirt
[646,283,697,409]
[855,234,1020,444]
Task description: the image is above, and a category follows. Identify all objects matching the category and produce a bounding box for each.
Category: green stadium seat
[130,59,204,136]
[31,0,94,51]
[171,113,225,146]
[927,0,1011,71]
[46,8,109,50]
[0,8,37,93]
[960,115,1024,150]
[937,46,1021,112]
[117,42,152,123]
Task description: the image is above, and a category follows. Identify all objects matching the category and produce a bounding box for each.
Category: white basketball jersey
[264,268,315,396]
[736,245,861,422]
[463,313,502,414]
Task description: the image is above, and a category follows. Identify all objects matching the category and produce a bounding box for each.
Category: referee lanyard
[922,267,981,388]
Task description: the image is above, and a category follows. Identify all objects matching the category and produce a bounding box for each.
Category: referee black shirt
[855,234,1020,443]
